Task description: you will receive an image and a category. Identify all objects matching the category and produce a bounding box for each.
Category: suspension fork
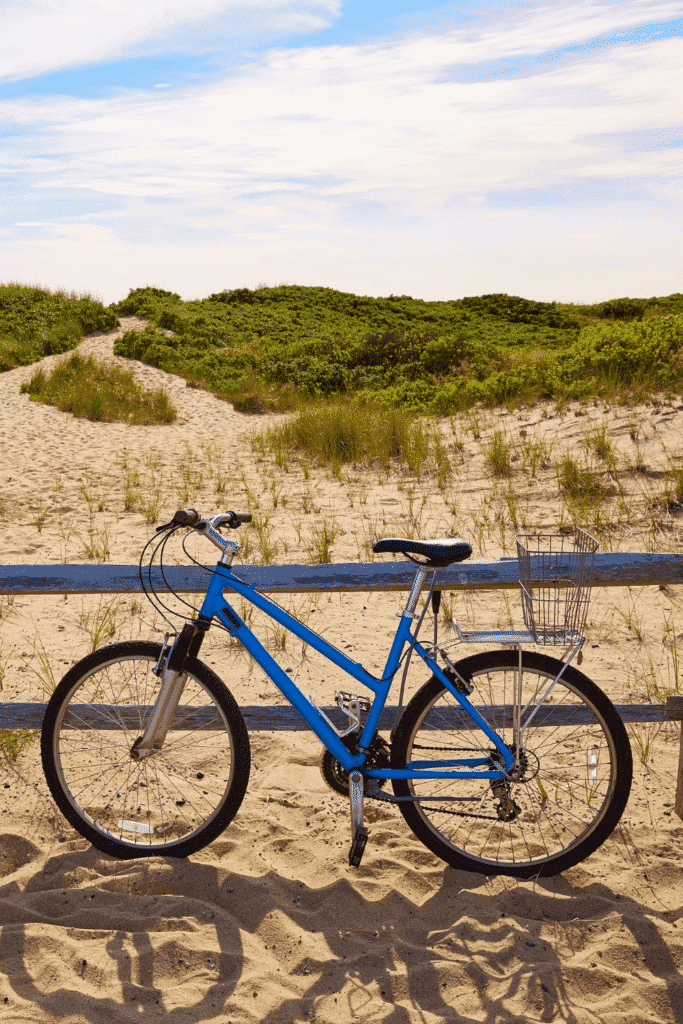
[131,620,208,760]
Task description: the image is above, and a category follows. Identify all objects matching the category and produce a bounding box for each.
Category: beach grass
[20,352,177,424]
[253,400,446,478]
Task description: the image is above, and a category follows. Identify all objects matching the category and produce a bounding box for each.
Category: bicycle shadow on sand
[0,840,680,1023]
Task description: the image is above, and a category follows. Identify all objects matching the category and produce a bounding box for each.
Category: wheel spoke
[391,651,632,877]
[42,643,250,857]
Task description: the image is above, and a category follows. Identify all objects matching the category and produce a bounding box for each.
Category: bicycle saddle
[372,537,472,567]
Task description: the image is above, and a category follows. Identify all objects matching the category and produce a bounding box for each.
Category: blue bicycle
[41,509,632,877]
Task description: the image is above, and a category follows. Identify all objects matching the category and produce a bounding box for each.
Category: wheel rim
[405,664,620,870]
[51,653,236,852]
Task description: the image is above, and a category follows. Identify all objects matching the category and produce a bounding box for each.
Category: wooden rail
[3,554,682,818]
[1,551,682,595]
[4,702,673,731]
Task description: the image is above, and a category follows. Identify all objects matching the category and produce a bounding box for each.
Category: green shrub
[115,324,166,361]
[361,379,438,412]
[0,283,118,369]
[594,297,648,321]
[113,285,581,412]
[107,284,683,413]
[112,286,182,317]
[21,353,176,424]
[559,317,683,394]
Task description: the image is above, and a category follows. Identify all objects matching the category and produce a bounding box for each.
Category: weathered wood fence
[2,553,682,816]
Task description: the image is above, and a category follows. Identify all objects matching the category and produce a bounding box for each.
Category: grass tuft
[584,423,615,464]
[257,401,445,478]
[0,730,39,761]
[21,353,177,424]
[306,521,338,563]
[556,455,615,505]
[485,431,514,477]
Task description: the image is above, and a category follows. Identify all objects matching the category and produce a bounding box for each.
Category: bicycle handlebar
[156,509,252,533]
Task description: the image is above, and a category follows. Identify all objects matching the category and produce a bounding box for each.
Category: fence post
[665,696,683,820]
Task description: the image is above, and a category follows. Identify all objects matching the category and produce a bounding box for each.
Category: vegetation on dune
[4,281,683,415]
[0,283,119,370]
[111,285,580,412]
[21,353,176,425]
[561,318,683,393]
[112,284,683,413]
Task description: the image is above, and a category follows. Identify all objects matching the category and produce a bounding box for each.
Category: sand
[0,320,681,1022]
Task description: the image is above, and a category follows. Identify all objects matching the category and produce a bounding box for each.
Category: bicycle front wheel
[391,650,632,877]
[41,641,251,859]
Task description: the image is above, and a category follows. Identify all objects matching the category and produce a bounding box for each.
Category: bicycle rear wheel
[391,650,632,877]
[41,641,250,859]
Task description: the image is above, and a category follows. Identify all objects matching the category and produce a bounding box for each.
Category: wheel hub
[509,748,540,782]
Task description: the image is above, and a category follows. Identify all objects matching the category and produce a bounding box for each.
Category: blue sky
[1,0,681,304]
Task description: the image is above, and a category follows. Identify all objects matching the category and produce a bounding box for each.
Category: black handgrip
[228,511,252,525]
[174,508,200,527]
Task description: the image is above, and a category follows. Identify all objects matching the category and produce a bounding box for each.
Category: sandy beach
[0,320,681,1023]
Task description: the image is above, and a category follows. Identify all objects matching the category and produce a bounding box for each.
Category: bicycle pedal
[348,826,369,868]
[335,691,371,713]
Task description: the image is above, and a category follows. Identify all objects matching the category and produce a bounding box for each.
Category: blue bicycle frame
[198,563,515,785]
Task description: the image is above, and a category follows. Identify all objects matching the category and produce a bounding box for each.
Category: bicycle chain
[368,742,508,821]
[410,742,484,753]
[368,787,502,821]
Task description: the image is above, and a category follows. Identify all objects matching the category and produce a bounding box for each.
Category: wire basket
[515,529,599,645]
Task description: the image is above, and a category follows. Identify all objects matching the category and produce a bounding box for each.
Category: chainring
[319,735,390,796]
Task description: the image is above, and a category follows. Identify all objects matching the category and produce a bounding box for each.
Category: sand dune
[0,321,681,1022]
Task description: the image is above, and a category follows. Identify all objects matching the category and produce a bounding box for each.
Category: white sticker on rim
[117,819,155,834]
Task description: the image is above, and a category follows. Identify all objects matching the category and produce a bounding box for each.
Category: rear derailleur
[488,746,525,823]
[490,781,522,823]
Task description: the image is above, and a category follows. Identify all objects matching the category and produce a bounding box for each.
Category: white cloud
[1,1,682,303]
[0,0,341,81]
[7,33,678,209]
[1,0,679,83]
[367,1,681,66]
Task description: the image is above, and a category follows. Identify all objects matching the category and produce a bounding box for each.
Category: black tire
[391,650,632,877]
[41,641,251,859]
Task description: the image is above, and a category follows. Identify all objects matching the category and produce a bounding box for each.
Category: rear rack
[451,529,598,647]
[454,628,536,645]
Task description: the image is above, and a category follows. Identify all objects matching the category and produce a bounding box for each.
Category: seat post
[403,565,433,617]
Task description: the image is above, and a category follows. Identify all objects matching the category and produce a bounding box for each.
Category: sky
[1,0,681,306]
